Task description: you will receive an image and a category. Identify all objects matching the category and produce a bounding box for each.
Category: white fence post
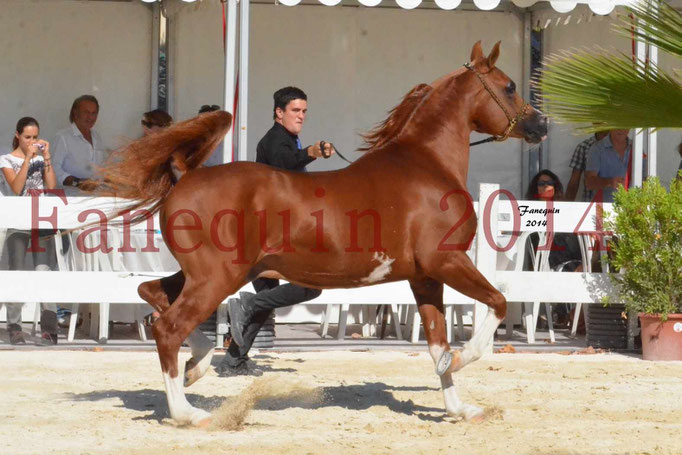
[475,184,499,353]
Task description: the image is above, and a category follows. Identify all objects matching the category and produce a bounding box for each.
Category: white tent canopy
[278,0,629,14]
[155,0,632,14]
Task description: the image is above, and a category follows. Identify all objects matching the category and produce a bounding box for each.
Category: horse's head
[466,41,547,144]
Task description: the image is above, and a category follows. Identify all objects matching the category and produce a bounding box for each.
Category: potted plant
[606,177,682,360]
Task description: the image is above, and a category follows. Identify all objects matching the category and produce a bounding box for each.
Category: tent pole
[238,0,250,162]
[647,41,657,178]
[521,11,532,196]
[633,33,646,187]
[151,3,160,110]
[223,0,238,164]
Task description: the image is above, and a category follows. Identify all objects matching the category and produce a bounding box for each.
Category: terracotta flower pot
[639,313,682,361]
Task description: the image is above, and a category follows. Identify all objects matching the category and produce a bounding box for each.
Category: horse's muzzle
[523,112,548,144]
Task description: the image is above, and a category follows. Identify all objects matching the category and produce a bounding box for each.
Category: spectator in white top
[0,117,59,345]
[51,95,106,193]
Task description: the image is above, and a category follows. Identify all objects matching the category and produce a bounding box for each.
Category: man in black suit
[218,87,335,376]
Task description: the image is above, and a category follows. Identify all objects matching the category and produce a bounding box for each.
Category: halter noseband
[464,62,530,147]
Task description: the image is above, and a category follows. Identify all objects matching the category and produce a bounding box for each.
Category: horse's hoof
[449,350,463,373]
[195,416,212,428]
[184,347,215,387]
[449,404,485,422]
[467,411,486,424]
[189,409,212,427]
[436,350,461,376]
[436,351,452,376]
[184,358,199,387]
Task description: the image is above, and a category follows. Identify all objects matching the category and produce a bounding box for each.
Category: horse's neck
[426,127,472,185]
[400,90,474,186]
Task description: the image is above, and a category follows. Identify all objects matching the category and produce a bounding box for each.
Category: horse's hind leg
[429,252,506,372]
[152,276,231,426]
[138,272,215,387]
[137,271,184,315]
[409,277,484,421]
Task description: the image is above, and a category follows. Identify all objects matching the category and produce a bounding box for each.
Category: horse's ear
[470,41,484,63]
[487,41,501,68]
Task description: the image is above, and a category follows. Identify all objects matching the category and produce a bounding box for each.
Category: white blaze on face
[361,252,395,284]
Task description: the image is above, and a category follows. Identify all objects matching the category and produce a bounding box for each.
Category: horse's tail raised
[93,110,232,225]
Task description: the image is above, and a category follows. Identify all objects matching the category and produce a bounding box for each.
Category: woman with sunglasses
[525,169,564,201]
[524,170,583,329]
[0,117,59,345]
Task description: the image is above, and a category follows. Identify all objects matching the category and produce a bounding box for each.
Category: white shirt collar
[70,122,85,139]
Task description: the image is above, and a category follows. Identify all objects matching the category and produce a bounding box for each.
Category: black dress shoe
[227,292,255,347]
[227,299,246,347]
[9,330,26,345]
[35,332,58,346]
[216,361,264,377]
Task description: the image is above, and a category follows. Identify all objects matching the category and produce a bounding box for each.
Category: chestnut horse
[100,41,546,426]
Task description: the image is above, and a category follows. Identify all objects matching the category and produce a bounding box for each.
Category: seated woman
[524,170,583,328]
[0,117,59,345]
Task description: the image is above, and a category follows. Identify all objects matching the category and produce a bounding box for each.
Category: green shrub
[606,177,682,320]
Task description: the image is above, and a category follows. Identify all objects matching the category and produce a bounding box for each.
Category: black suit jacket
[255,122,315,171]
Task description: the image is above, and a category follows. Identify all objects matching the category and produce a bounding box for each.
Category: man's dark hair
[273,87,307,120]
[69,95,99,123]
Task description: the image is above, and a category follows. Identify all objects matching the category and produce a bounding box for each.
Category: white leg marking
[361,252,395,284]
[441,374,483,421]
[428,343,458,376]
[163,371,211,425]
[457,308,502,371]
[428,344,447,366]
[184,329,215,386]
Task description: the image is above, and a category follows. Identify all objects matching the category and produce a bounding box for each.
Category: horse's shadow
[257,382,441,415]
[63,381,444,423]
[61,388,220,423]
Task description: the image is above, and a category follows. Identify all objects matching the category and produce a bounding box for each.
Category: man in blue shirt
[585,129,631,203]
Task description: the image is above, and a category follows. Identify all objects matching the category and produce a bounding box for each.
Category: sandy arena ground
[1,349,681,455]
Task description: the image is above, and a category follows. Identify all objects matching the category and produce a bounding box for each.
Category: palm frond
[536,50,682,132]
[614,0,682,59]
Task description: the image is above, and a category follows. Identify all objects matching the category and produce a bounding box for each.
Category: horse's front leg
[139,272,214,387]
[409,277,484,421]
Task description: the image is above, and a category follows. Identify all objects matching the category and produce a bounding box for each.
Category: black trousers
[223,278,322,367]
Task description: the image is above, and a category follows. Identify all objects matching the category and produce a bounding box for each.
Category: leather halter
[464,62,530,147]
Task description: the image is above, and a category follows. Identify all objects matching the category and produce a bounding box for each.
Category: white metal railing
[0,186,620,345]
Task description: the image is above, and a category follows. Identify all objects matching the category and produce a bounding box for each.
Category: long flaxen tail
[92,110,232,224]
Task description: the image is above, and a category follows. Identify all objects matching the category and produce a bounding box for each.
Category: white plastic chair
[320,303,403,341]
[54,229,103,342]
[405,304,465,344]
[95,227,147,341]
[508,231,555,344]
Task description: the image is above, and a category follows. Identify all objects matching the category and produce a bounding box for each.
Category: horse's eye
[505,81,516,95]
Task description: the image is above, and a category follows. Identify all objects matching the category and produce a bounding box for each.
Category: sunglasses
[537,180,555,187]
[141,120,157,128]
[199,104,220,113]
